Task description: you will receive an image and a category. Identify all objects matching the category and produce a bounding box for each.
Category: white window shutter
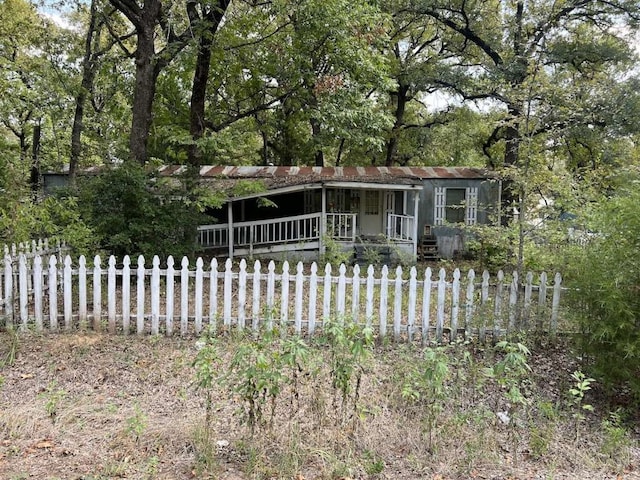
[465,187,478,225]
[434,187,445,225]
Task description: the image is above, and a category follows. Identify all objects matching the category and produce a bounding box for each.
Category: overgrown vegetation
[566,183,640,400]
[76,164,221,259]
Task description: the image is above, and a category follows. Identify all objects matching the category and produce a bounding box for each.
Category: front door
[360,190,383,237]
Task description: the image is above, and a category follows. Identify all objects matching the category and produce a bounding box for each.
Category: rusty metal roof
[158,165,492,184]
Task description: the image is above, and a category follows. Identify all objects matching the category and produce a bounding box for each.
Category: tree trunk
[187,1,230,166]
[310,116,324,167]
[30,121,41,196]
[129,21,158,165]
[385,83,409,167]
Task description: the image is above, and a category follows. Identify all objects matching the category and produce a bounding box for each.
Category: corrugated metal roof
[189,165,491,180]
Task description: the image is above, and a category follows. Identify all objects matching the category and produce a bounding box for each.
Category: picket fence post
[64,256,72,330]
[379,265,388,338]
[4,255,13,327]
[422,267,432,346]
[237,259,247,331]
[294,262,304,334]
[308,262,318,335]
[49,256,58,331]
[108,256,117,334]
[166,256,175,336]
[137,256,145,334]
[122,256,131,334]
[33,256,43,331]
[407,267,417,342]
[252,260,261,332]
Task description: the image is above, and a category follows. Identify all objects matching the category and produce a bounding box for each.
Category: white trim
[434,187,446,225]
[465,187,478,225]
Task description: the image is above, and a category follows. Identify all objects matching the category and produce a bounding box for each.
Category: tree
[107,0,195,164]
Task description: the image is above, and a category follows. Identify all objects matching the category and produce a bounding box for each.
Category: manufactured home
[170,166,501,261]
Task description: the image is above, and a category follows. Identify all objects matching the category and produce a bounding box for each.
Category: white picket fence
[0,254,563,343]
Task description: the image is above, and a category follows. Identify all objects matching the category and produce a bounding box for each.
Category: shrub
[566,186,640,399]
[77,163,216,259]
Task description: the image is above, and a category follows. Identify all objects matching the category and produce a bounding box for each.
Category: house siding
[418,178,500,258]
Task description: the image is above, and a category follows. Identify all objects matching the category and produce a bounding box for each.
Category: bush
[78,164,214,259]
[566,186,640,398]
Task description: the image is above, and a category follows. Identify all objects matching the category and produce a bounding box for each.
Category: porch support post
[320,187,327,256]
[227,201,234,260]
[412,191,419,259]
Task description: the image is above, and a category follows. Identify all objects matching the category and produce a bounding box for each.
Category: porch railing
[198,213,322,250]
[326,213,357,242]
[387,214,415,241]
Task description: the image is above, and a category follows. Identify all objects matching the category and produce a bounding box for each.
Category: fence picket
[195,258,204,334]
[308,262,318,335]
[166,256,175,336]
[93,256,102,331]
[252,260,261,332]
[451,269,461,342]
[79,256,87,329]
[266,261,276,330]
[508,271,518,333]
[551,273,562,336]
[480,270,490,343]
[238,259,247,331]
[182,257,191,335]
[393,266,403,342]
[152,256,161,335]
[436,268,446,343]
[294,262,304,334]
[108,256,116,334]
[351,264,360,323]
[122,256,131,334]
[2,255,10,327]
[465,270,475,339]
[19,255,28,329]
[538,272,548,330]
[523,271,534,329]
[494,270,504,340]
[379,265,389,338]
[281,261,290,333]
[422,267,432,346]
[407,267,417,342]
[337,264,346,319]
[365,265,374,328]
[137,256,146,334]
[64,256,72,330]
[34,256,43,331]
[323,264,332,325]
[209,258,218,331]
[49,256,58,331]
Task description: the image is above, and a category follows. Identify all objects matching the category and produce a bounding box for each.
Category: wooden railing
[198,213,322,250]
[198,212,413,251]
[387,214,415,241]
[326,213,357,241]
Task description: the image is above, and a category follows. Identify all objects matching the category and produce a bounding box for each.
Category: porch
[197,182,422,260]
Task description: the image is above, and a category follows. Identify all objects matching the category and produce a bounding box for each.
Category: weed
[600,410,632,465]
[125,402,147,443]
[401,346,450,452]
[484,341,532,462]
[39,380,67,421]
[2,327,19,366]
[568,370,595,442]
[318,318,374,422]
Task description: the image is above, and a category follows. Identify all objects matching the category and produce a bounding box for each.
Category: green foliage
[566,183,640,398]
[318,318,374,419]
[77,164,214,258]
[125,402,148,443]
[39,380,67,421]
[567,371,595,442]
[223,331,311,434]
[401,347,450,452]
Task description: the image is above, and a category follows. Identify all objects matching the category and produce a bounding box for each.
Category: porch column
[320,187,327,255]
[412,191,420,259]
[227,201,234,260]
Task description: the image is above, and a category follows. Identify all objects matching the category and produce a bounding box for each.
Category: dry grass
[0,330,638,480]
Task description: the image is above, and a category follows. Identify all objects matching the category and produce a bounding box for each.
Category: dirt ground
[0,331,638,480]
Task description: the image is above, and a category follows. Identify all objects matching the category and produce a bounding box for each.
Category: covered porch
[197,181,422,261]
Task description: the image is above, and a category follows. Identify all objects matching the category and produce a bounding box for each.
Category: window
[434,187,478,225]
[365,191,380,215]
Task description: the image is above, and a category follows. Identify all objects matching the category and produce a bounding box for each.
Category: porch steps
[418,237,439,261]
